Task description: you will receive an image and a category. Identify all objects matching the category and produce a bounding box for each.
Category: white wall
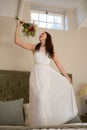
[0,0,19,17]
[0,1,87,114]
[76,0,87,29]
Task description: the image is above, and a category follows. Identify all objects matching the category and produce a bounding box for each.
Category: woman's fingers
[19,20,24,24]
[17,21,24,26]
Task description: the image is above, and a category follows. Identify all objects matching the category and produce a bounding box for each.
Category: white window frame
[30,9,65,30]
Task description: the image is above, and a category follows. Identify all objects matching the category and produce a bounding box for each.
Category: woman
[15,21,78,128]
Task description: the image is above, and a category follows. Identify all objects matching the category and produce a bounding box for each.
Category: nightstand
[80,115,87,122]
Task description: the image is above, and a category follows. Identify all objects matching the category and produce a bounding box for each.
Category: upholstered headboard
[0,70,30,103]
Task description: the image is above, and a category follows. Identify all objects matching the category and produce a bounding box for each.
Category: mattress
[0,123,87,130]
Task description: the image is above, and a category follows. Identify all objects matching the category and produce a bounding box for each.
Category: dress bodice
[34,51,51,65]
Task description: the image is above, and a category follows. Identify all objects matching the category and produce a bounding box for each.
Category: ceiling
[0,0,87,28]
[0,0,19,17]
[29,0,81,9]
[0,0,81,18]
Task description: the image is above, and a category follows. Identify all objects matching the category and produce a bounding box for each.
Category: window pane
[39,14,46,22]
[35,21,38,25]
[31,20,38,25]
[47,15,54,22]
[31,13,38,21]
[31,9,65,30]
[55,16,62,24]
[39,22,46,28]
[47,23,55,29]
[55,24,63,30]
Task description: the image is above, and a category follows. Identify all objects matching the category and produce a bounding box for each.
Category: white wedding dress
[29,51,78,128]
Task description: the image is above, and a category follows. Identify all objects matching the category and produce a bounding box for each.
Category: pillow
[0,98,24,126]
[23,103,30,126]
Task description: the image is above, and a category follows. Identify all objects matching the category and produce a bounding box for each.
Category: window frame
[30,9,65,30]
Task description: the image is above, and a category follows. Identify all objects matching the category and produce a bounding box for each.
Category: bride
[15,21,78,128]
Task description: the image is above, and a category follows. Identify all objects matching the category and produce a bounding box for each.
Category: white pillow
[23,103,30,126]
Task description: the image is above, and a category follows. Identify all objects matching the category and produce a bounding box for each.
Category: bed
[0,70,87,130]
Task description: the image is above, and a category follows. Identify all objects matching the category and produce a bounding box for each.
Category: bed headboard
[0,70,30,103]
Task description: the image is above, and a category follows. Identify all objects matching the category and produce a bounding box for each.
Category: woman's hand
[66,76,72,83]
[19,20,24,25]
[16,20,24,27]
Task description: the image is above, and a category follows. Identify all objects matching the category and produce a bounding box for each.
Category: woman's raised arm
[14,21,35,53]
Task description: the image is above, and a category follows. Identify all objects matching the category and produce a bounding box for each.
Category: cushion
[23,103,30,126]
[0,98,24,125]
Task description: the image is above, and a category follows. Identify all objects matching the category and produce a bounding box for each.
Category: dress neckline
[34,51,46,54]
[38,51,46,54]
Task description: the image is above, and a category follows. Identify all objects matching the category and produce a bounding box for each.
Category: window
[31,10,65,30]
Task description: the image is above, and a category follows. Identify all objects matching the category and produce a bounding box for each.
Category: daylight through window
[31,9,65,30]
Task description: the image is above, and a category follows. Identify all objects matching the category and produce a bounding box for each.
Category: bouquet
[16,17,37,37]
[22,22,37,37]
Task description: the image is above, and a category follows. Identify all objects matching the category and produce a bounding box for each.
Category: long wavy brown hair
[35,32,54,58]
